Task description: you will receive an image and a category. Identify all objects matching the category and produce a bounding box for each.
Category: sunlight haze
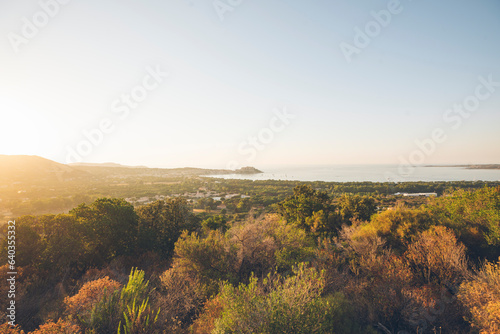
[1,0,499,168]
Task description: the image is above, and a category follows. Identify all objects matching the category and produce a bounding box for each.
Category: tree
[71,198,139,266]
[337,194,377,223]
[236,198,252,213]
[277,185,337,234]
[136,198,196,259]
[201,215,228,232]
[38,214,86,276]
[0,217,43,269]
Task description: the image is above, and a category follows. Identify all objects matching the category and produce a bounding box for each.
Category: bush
[228,214,315,278]
[406,226,469,286]
[29,319,81,334]
[173,230,238,294]
[64,276,122,318]
[458,258,500,333]
[117,268,160,334]
[194,263,371,334]
[0,324,24,334]
[427,187,500,259]
[353,206,436,253]
[158,265,206,331]
[65,268,159,334]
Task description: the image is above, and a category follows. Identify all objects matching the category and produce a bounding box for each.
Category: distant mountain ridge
[69,162,149,168]
[0,155,89,183]
[0,155,262,184]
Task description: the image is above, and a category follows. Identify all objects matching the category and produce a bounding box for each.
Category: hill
[0,155,89,184]
[69,162,149,168]
[0,155,263,183]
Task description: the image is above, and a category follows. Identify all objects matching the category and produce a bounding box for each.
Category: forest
[1,183,500,333]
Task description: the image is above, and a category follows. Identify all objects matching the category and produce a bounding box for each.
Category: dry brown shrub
[157,265,206,332]
[190,295,224,334]
[458,258,500,333]
[0,323,24,334]
[314,237,350,293]
[64,276,121,316]
[335,223,418,329]
[78,260,129,285]
[28,319,81,334]
[406,226,469,285]
[228,216,279,278]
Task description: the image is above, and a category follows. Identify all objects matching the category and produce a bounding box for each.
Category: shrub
[228,214,315,278]
[195,264,370,334]
[458,258,500,333]
[427,187,500,259]
[406,226,469,286]
[158,265,206,331]
[65,268,159,334]
[64,276,122,318]
[354,206,435,253]
[173,230,239,292]
[117,297,160,334]
[117,268,160,334]
[189,295,223,334]
[0,324,24,334]
[325,223,416,331]
[29,319,81,334]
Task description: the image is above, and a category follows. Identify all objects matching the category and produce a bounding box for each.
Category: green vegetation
[1,157,500,332]
[1,156,499,220]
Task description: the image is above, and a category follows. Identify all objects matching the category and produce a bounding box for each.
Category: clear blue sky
[1,0,499,168]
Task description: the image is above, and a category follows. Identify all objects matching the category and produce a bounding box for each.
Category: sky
[0,0,499,169]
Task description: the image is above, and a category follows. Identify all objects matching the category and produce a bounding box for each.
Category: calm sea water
[207,165,500,183]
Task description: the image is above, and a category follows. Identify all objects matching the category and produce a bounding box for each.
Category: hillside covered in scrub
[1,185,499,333]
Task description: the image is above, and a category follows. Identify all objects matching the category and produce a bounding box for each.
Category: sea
[206,165,500,183]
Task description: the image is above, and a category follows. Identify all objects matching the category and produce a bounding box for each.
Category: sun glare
[0,97,44,156]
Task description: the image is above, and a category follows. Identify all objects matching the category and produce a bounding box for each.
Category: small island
[426,164,500,170]
[234,166,263,174]
[463,164,500,170]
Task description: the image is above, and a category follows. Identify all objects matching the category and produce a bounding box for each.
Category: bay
[206,165,500,183]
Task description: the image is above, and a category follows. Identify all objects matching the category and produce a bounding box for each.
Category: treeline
[1,186,500,332]
[3,176,499,218]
